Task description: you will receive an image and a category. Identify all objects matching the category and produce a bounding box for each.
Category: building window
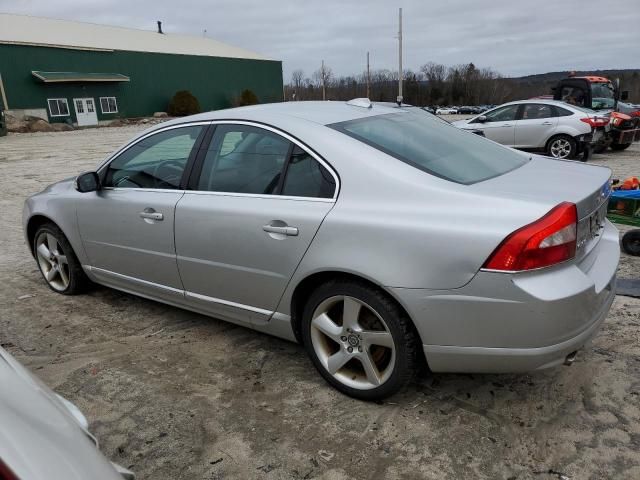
[100,97,118,114]
[47,98,70,117]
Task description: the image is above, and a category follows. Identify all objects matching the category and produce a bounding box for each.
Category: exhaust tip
[564,351,578,366]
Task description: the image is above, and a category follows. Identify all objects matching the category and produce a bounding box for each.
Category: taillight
[483,202,577,271]
[580,117,608,128]
[0,459,18,480]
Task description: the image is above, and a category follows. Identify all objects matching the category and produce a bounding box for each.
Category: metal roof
[0,14,271,61]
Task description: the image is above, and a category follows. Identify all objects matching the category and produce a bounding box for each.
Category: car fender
[23,179,89,265]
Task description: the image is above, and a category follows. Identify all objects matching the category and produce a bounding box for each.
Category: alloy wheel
[550,138,572,159]
[35,232,70,291]
[310,295,396,390]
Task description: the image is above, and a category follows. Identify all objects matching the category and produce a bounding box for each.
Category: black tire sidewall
[546,134,577,159]
[301,280,417,400]
[622,231,640,256]
[611,143,631,151]
[33,223,87,295]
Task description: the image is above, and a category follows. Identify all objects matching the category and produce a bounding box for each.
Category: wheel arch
[288,270,425,347]
[26,214,58,256]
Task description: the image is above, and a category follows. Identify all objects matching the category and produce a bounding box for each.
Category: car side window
[197,125,291,194]
[281,146,336,199]
[521,104,554,120]
[481,105,519,123]
[104,126,203,189]
[556,107,574,117]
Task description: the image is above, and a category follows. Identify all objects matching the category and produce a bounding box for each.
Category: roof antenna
[157,21,163,34]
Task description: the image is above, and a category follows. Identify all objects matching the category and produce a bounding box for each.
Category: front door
[77,124,206,300]
[175,123,338,325]
[73,98,98,127]
[469,104,520,146]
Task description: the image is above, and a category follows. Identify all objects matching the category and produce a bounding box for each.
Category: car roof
[164,100,405,127]
[501,99,575,108]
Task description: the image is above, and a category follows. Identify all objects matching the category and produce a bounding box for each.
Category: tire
[611,142,631,151]
[301,279,419,400]
[621,230,640,256]
[33,222,89,294]
[546,135,577,160]
[593,143,608,154]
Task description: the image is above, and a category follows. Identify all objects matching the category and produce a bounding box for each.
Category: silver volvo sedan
[23,99,619,400]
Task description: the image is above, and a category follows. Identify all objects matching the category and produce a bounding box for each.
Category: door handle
[139,209,163,221]
[541,122,553,126]
[501,124,513,127]
[262,224,298,236]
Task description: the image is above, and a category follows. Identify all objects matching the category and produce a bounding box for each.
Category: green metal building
[0,14,283,126]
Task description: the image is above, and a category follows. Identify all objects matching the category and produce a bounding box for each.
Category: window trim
[97,120,340,201]
[98,122,210,191]
[187,120,340,201]
[99,96,118,114]
[47,98,70,117]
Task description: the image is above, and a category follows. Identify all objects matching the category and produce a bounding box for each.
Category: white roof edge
[0,13,277,61]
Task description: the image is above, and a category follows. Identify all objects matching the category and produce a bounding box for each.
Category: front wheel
[546,135,577,159]
[34,223,89,294]
[301,280,419,400]
[611,142,631,151]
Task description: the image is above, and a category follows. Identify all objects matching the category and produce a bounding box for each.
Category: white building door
[73,98,98,126]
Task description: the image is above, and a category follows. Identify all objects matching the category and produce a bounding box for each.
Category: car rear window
[329,111,529,184]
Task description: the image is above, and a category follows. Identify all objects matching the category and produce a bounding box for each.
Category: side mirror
[75,171,101,193]
[620,90,629,101]
[475,115,487,123]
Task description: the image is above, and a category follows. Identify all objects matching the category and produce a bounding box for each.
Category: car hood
[452,119,473,128]
[0,348,123,480]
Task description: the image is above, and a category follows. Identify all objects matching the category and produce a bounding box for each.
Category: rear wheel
[622,230,640,256]
[34,223,89,294]
[301,279,419,400]
[546,135,577,159]
[611,142,631,151]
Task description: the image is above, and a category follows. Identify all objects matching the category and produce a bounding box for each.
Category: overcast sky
[2,0,638,81]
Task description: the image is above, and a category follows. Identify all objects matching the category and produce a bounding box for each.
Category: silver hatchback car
[23,100,619,400]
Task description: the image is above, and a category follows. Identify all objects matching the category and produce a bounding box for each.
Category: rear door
[467,104,520,146]
[514,103,559,148]
[174,122,338,325]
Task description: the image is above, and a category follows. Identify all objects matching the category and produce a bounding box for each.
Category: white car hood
[0,348,123,480]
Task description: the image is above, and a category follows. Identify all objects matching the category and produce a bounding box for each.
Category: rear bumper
[391,220,620,373]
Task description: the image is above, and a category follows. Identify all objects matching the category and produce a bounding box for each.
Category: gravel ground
[0,123,639,480]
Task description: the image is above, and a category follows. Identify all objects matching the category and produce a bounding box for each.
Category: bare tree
[313,61,333,100]
[290,69,305,100]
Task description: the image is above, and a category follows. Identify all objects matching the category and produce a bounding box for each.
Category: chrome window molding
[96,121,213,173]
[96,119,341,202]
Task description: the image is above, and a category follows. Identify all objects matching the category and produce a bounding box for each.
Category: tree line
[285,63,640,106]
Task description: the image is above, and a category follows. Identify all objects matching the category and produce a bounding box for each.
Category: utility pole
[397,7,403,105]
[366,51,371,99]
[322,59,326,101]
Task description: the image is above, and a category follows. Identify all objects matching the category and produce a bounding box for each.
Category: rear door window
[281,146,336,198]
[521,104,555,119]
[329,111,529,185]
[197,125,290,194]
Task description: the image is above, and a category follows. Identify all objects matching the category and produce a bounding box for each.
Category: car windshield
[591,83,616,110]
[329,111,529,184]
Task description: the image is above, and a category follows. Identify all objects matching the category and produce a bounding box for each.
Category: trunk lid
[471,154,611,259]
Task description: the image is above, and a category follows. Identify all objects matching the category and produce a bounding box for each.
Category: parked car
[452,100,608,160]
[456,106,476,115]
[24,99,618,400]
[0,346,134,479]
[436,107,458,114]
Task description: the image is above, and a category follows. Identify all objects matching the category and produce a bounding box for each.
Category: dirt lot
[1,125,639,480]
